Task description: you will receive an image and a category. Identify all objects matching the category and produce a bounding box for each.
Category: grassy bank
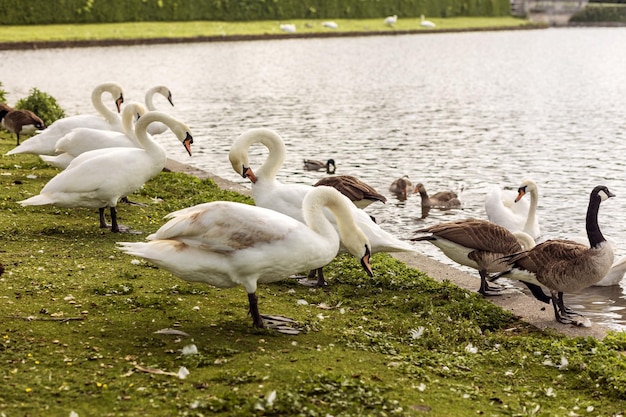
[0,16,538,45]
[2,132,626,416]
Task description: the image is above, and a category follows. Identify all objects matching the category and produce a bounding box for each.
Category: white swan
[420,14,436,28]
[279,24,296,33]
[19,111,193,233]
[228,128,414,286]
[485,179,541,240]
[145,86,174,136]
[384,15,398,26]
[6,82,125,156]
[117,186,373,333]
[39,101,147,170]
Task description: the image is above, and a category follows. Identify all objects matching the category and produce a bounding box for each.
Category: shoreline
[0,24,546,51]
[164,159,609,339]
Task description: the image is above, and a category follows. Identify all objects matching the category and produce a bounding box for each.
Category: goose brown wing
[416,219,521,253]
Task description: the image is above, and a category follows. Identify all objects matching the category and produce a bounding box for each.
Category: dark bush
[15,88,66,126]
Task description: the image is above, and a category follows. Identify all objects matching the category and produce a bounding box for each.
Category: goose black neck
[586,192,605,248]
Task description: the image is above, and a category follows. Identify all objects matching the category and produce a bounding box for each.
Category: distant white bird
[117,186,374,333]
[384,15,398,26]
[19,111,193,233]
[322,21,338,29]
[5,82,124,156]
[144,85,174,136]
[420,14,436,28]
[279,24,296,33]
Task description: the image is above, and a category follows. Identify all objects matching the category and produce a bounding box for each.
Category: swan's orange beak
[243,166,257,183]
[361,245,373,277]
[115,94,124,113]
[515,187,527,203]
[183,133,193,156]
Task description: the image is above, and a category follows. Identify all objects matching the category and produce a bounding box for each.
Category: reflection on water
[2,27,626,329]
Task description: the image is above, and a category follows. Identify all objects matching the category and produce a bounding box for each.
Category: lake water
[2,27,626,330]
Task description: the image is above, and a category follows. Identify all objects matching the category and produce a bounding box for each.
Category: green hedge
[570,3,626,22]
[0,0,510,25]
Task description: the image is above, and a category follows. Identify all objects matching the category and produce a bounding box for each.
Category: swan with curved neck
[6,82,125,156]
[144,85,174,136]
[117,186,373,333]
[498,185,615,326]
[19,111,193,233]
[229,128,414,285]
[39,101,147,170]
[485,179,541,240]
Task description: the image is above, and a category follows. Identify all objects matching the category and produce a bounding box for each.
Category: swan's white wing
[485,186,529,232]
[55,128,134,156]
[152,201,304,253]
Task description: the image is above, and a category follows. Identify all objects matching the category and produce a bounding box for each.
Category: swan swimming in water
[5,82,125,156]
[228,128,414,286]
[117,186,373,334]
[19,111,193,233]
[485,179,541,241]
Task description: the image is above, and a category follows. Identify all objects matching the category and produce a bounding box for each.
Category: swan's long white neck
[133,112,169,161]
[121,102,145,145]
[92,83,122,124]
[145,86,171,111]
[242,129,286,182]
[523,187,538,236]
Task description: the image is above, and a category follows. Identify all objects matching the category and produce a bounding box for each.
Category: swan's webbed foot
[297,268,328,287]
[248,292,302,335]
[261,315,302,335]
[120,196,148,206]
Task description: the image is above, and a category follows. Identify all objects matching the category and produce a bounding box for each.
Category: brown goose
[411,218,547,299]
[0,109,46,145]
[304,158,336,174]
[496,185,615,326]
[389,175,412,200]
[314,175,386,209]
[413,183,461,208]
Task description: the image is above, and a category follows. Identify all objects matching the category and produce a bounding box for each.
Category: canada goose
[389,175,412,200]
[411,218,547,298]
[420,15,436,28]
[304,158,336,174]
[0,102,13,120]
[19,111,193,233]
[384,15,398,26]
[228,128,414,287]
[117,186,373,334]
[485,179,541,240]
[413,183,461,208]
[313,175,387,209]
[497,185,615,326]
[0,109,46,145]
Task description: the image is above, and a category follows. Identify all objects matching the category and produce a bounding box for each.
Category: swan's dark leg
[478,270,504,296]
[248,292,301,335]
[298,268,327,287]
[99,207,108,228]
[248,292,265,329]
[110,207,120,233]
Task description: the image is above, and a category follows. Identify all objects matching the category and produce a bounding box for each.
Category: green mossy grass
[0,17,537,44]
[1,132,626,416]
